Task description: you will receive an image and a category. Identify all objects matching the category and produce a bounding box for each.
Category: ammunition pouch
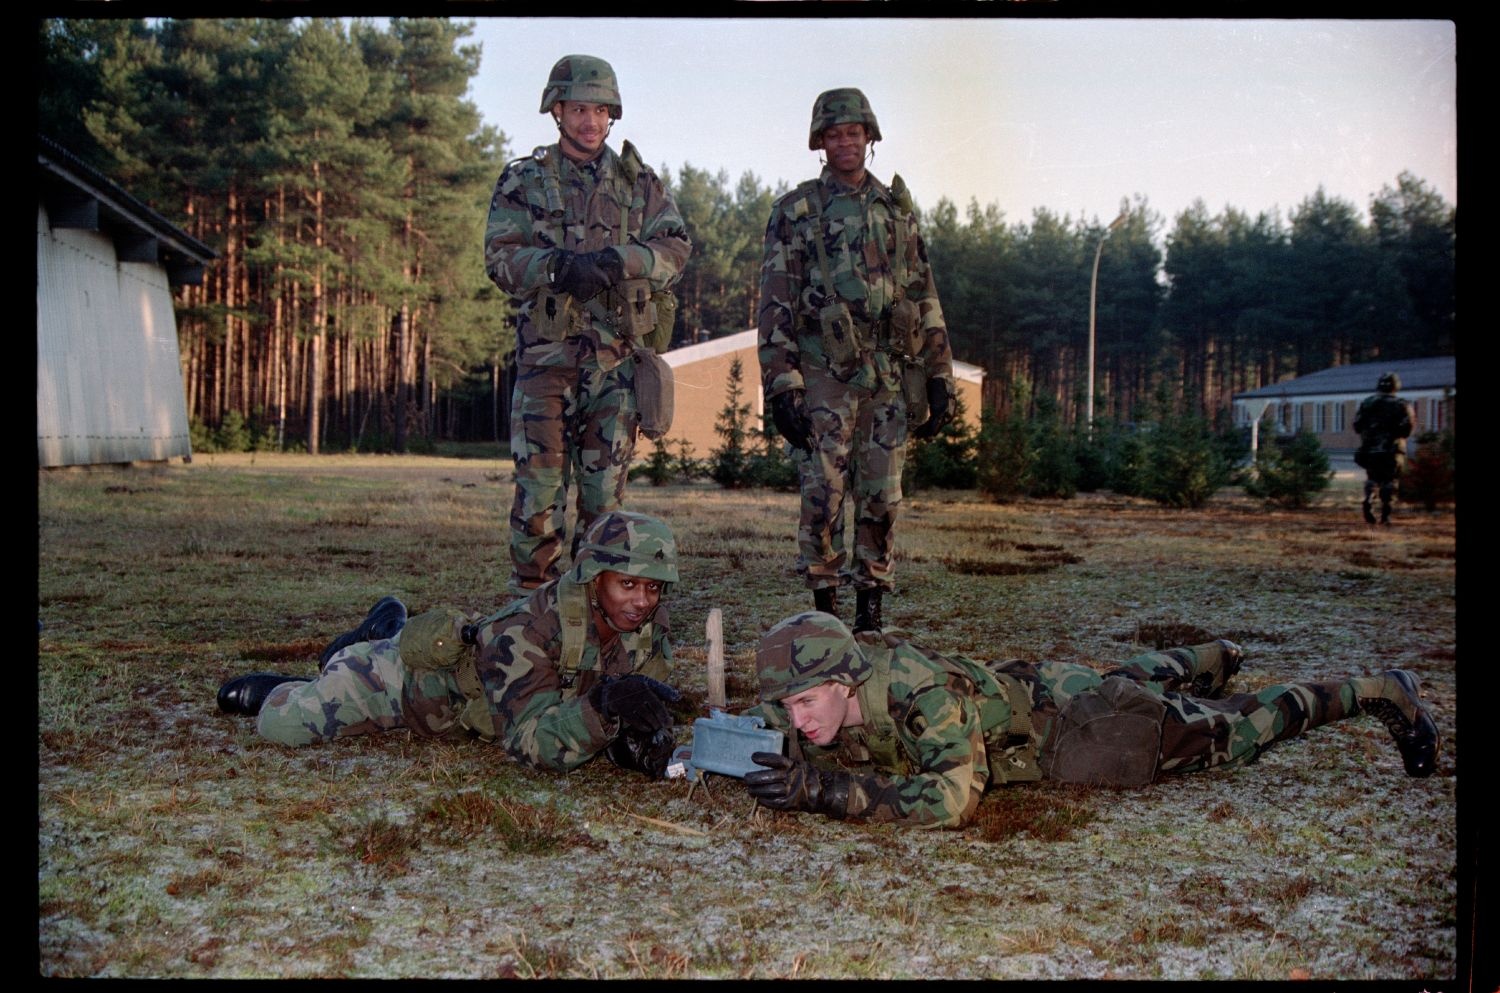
[1038,676,1166,787]
[818,301,861,378]
[633,348,675,440]
[582,277,655,346]
[531,289,585,343]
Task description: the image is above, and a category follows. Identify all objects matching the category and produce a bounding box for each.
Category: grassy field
[38,452,1457,978]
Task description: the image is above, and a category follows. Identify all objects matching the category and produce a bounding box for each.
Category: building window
[1333,402,1345,433]
[1313,403,1325,433]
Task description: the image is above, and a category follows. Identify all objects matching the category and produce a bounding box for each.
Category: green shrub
[1402,429,1455,509]
[216,409,253,452]
[976,401,1032,502]
[905,393,978,490]
[1026,393,1077,499]
[1242,429,1333,508]
[709,358,755,488]
[1139,408,1234,509]
[636,437,677,486]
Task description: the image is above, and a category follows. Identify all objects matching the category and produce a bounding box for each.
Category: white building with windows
[1231,356,1454,457]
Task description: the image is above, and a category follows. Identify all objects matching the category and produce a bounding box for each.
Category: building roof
[664,328,986,383]
[37,134,217,285]
[1234,356,1454,400]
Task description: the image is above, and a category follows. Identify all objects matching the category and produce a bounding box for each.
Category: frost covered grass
[38,453,1457,978]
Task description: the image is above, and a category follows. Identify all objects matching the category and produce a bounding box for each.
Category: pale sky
[464,17,1456,232]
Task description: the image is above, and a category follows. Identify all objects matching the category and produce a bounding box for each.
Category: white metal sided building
[37,135,216,468]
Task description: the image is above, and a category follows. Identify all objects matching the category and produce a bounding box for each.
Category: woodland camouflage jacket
[757,167,953,398]
[463,579,673,770]
[484,141,691,371]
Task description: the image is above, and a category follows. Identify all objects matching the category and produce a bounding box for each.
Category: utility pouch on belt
[633,348,675,440]
[886,297,923,359]
[399,608,472,671]
[610,277,656,343]
[1038,676,1166,787]
[532,289,582,342]
[819,301,859,375]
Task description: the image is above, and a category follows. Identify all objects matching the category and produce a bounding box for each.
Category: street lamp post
[1087,211,1129,435]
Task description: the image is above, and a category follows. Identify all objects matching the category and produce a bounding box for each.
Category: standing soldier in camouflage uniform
[215,512,684,779]
[1354,371,1415,525]
[485,55,692,595]
[758,88,955,634]
[741,612,1441,828]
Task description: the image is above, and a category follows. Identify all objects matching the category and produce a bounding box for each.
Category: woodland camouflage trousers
[793,362,908,592]
[509,361,639,594]
[256,636,465,746]
[1011,641,1358,777]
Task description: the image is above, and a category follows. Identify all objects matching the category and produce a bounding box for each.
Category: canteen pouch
[633,348,675,440]
[398,608,471,671]
[818,300,860,378]
[646,290,677,353]
[1038,676,1166,787]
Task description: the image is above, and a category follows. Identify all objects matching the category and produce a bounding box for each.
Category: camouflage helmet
[808,87,882,150]
[1378,371,1401,394]
[540,54,623,119]
[756,611,872,702]
[568,510,677,587]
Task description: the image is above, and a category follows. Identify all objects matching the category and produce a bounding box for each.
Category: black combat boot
[852,588,883,634]
[1362,482,1378,525]
[217,673,313,716]
[1352,670,1440,777]
[318,596,408,671]
[813,587,838,617]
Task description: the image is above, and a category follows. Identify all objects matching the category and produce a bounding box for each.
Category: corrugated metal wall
[37,204,192,467]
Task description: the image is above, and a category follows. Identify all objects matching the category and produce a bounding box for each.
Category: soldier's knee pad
[1039,676,1166,787]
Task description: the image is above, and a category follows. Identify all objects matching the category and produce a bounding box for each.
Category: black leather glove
[551,250,612,301]
[588,674,681,734]
[605,725,678,780]
[583,249,625,286]
[744,751,850,819]
[770,390,814,453]
[912,378,954,439]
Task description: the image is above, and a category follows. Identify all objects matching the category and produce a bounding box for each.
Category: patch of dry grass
[38,455,1457,979]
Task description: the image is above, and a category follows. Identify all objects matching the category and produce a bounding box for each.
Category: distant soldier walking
[757,88,954,633]
[1354,371,1415,525]
[485,55,691,594]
